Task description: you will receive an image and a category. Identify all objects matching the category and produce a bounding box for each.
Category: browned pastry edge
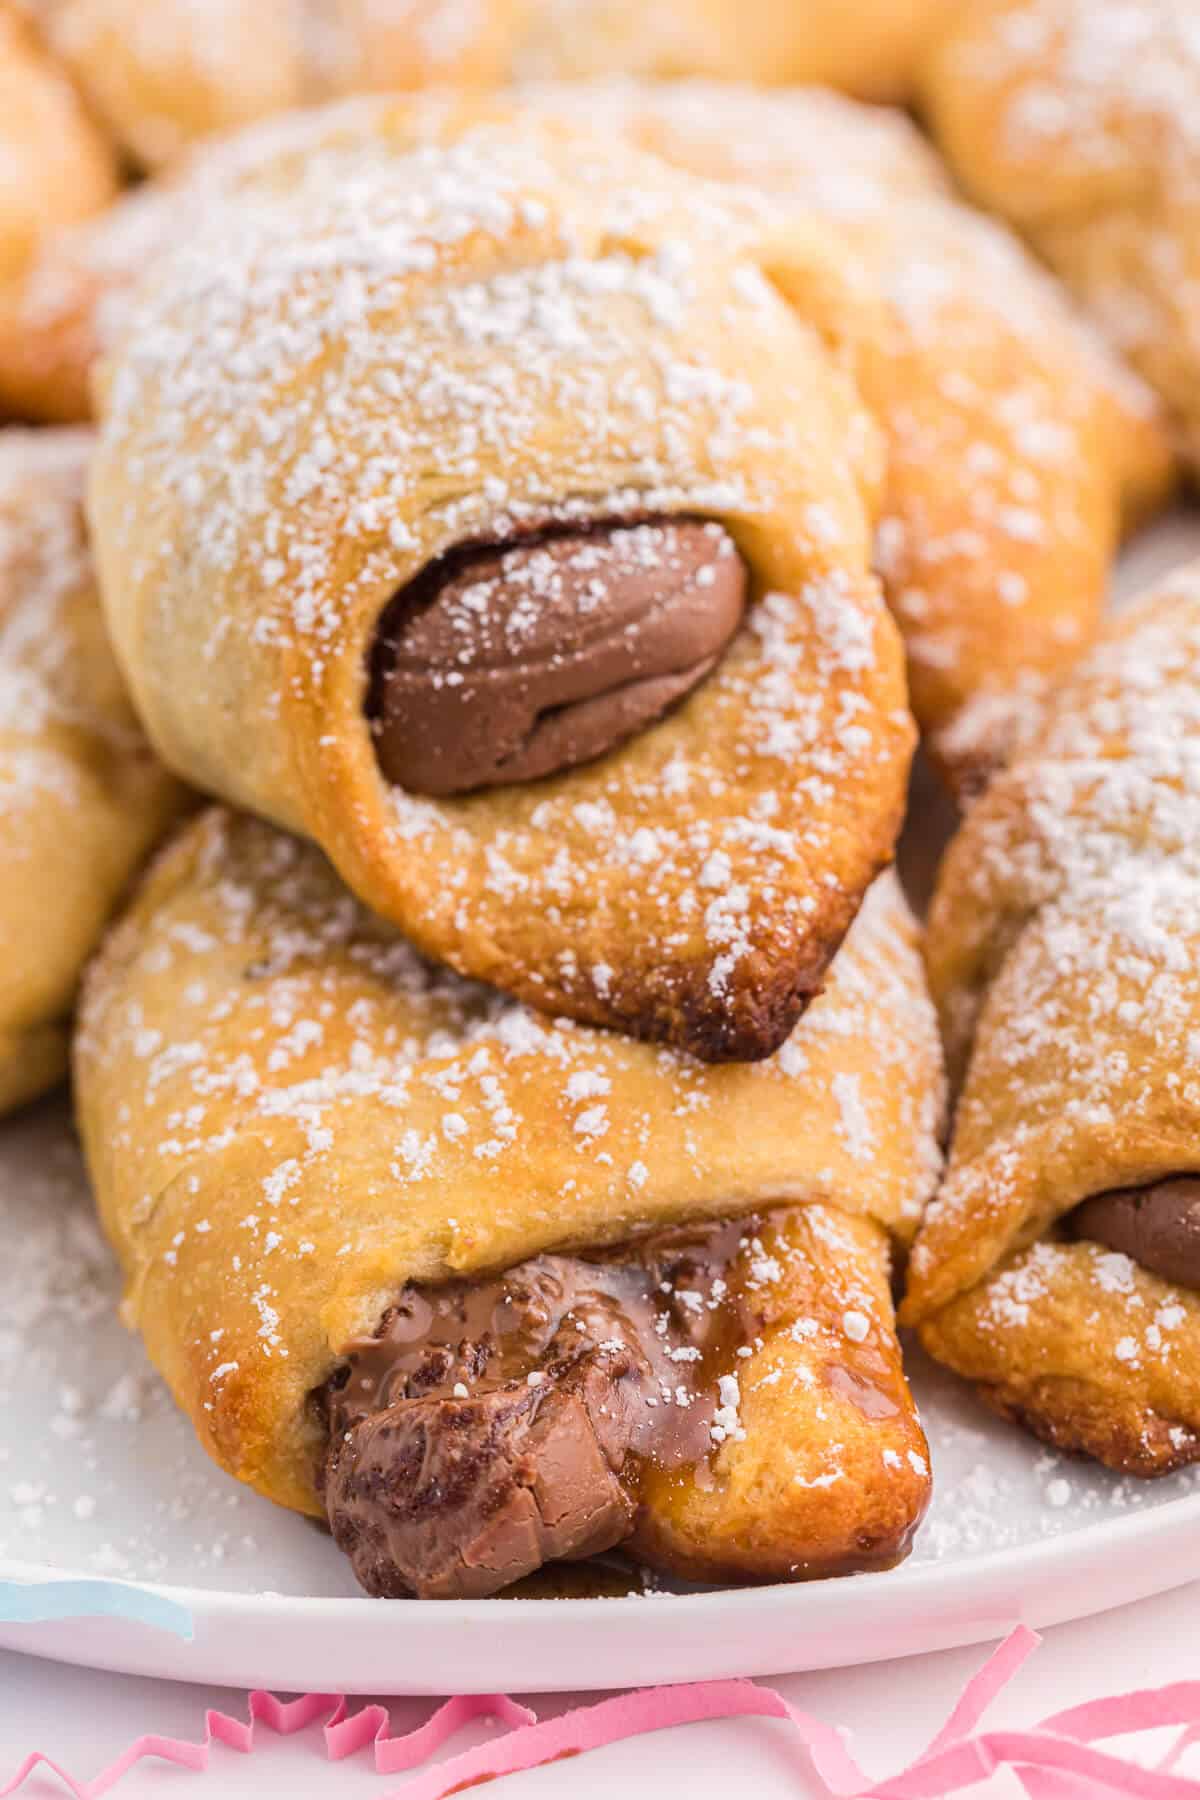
[617,852,893,1063]
[926,740,1002,812]
[912,1229,1200,1481]
[629,1476,925,1585]
[949,1183,1200,1476]
[970,1376,1200,1479]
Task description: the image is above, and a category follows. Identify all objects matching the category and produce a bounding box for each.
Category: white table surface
[3,1580,1199,1797]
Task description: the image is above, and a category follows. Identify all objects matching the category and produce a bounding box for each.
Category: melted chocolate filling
[1072,1174,1200,1289]
[366,517,747,796]
[317,1218,759,1599]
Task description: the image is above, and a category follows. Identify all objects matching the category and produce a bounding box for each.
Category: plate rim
[8,1477,1200,1626]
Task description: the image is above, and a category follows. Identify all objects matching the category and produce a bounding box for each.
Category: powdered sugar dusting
[916,566,1200,1404]
[928,0,1200,464]
[90,113,906,1045]
[510,78,1162,769]
[65,801,950,1523]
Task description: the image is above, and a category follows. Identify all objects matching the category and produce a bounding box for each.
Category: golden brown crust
[74,808,945,1523]
[636,1206,930,1582]
[918,1242,1200,1477]
[0,427,185,1114]
[982,1385,1200,1480]
[0,4,118,294]
[88,113,912,1062]
[906,566,1200,1473]
[921,0,1200,475]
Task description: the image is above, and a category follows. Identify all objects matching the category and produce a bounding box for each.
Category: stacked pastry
[4,1,1200,1605]
[65,112,952,1598]
[509,80,1171,786]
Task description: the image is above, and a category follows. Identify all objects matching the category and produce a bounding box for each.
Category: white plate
[5,514,1200,1695]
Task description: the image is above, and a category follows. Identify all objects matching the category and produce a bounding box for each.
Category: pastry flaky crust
[7,91,1173,790]
[0,3,118,290]
[74,808,945,1580]
[88,112,913,1063]
[921,0,1200,477]
[509,81,1173,789]
[904,563,1200,1474]
[0,429,184,1114]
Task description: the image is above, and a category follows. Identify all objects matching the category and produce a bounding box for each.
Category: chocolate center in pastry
[366,518,748,795]
[1072,1176,1200,1289]
[317,1217,760,1600]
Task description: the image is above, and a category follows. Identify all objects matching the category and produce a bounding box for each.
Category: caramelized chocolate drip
[1073,1175,1200,1288]
[366,517,747,796]
[318,1219,758,1599]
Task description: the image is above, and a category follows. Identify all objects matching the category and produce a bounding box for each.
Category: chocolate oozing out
[317,1217,760,1600]
[366,518,748,796]
[1073,1175,1200,1289]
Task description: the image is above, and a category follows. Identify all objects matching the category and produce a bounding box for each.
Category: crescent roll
[0,3,118,293]
[509,80,1173,789]
[7,89,1172,793]
[74,809,944,1596]
[921,0,1200,476]
[0,428,184,1113]
[88,114,913,1063]
[904,562,1200,1475]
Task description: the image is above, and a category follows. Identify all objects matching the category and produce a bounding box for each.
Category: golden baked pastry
[28,0,526,170]
[921,0,1200,475]
[514,0,952,99]
[510,80,1174,788]
[8,87,1172,788]
[88,113,913,1062]
[904,562,1200,1474]
[0,428,184,1114]
[74,809,945,1594]
[0,3,118,293]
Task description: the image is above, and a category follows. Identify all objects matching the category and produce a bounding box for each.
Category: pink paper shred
[7,1625,1200,1799]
